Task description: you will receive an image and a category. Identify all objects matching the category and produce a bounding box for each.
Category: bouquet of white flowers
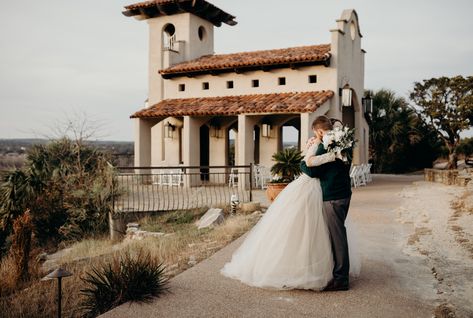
[322,125,356,162]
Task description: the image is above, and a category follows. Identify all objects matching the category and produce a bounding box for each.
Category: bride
[220,128,360,291]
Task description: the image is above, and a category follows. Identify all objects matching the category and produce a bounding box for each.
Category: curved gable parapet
[336,9,362,38]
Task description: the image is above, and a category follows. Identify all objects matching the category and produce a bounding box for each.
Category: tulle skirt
[220,173,360,291]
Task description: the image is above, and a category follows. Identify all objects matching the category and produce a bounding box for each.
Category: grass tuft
[80,250,169,317]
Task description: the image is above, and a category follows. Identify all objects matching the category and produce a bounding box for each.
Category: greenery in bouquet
[322,126,357,163]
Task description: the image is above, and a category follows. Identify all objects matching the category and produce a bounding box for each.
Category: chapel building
[123,0,370,171]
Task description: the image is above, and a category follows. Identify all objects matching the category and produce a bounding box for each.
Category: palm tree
[0,170,31,230]
[270,147,303,182]
[367,89,440,173]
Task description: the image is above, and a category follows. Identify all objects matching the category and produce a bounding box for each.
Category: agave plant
[80,250,170,317]
[270,147,303,183]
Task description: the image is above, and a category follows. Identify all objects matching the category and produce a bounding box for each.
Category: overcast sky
[0,0,472,141]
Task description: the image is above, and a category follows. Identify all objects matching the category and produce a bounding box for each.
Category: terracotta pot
[265,182,289,202]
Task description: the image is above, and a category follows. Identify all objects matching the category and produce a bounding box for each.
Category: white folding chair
[358,165,367,186]
[259,166,273,189]
[253,164,261,188]
[350,165,359,188]
[170,169,184,187]
[366,163,372,182]
[160,170,172,186]
[152,169,163,185]
[361,163,371,183]
[229,168,238,188]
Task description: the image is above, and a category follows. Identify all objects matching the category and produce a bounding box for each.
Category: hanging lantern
[261,123,271,138]
[164,122,175,139]
[362,93,373,113]
[210,124,222,138]
[342,87,352,107]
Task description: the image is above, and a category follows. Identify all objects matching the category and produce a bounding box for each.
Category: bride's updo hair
[330,118,344,128]
[312,115,333,131]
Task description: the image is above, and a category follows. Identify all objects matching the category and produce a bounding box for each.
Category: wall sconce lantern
[210,124,222,138]
[164,121,175,139]
[341,86,353,107]
[261,123,271,138]
[362,93,373,113]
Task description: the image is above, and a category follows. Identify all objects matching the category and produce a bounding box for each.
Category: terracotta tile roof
[130,91,334,118]
[159,44,331,77]
[124,0,174,10]
[123,0,237,26]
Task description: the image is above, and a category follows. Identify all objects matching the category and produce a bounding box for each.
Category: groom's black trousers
[322,196,351,283]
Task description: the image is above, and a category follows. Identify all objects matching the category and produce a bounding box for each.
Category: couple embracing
[220,115,360,291]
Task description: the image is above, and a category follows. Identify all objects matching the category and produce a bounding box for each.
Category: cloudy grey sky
[0,0,472,141]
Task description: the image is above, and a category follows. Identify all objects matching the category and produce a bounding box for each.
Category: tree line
[367,75,473,173]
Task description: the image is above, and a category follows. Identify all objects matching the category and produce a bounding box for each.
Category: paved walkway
[101,175,436,318]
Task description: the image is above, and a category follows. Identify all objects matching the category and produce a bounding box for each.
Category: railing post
[249,163,253,202]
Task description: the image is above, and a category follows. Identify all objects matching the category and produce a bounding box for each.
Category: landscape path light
[42,268,73,318]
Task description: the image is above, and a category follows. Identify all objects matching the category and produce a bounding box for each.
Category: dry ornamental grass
[0,210,260,317]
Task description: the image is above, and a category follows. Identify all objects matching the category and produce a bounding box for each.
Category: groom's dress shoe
[323,280,349,291]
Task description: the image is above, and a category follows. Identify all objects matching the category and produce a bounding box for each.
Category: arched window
[198,26,206,41]
[163,23,176,49]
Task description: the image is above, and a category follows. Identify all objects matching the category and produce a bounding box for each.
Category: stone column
[183,116,211,187]
[209,127,228,185]
[236,115,259,194]
[237,114,257,166]
[183,116,200,166]
[134,118,154,167]
[300,113,316,150]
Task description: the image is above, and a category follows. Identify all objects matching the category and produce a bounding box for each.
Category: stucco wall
[147,13,215,105]
[329,10,367,164]
[163,65,334,99]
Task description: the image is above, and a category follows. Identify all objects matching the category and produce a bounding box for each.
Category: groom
[300,115,352,291]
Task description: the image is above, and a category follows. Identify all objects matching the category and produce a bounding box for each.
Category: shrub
[10,210,34,284]
[0,138,117,253]
[80,250,169,317]
[457,138,473,158]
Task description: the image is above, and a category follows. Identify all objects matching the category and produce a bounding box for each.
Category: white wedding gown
[220,145,361,291]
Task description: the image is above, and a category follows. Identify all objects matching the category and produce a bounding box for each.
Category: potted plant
[266,147,303,202]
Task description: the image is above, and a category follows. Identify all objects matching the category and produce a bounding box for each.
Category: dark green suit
[300,143,352,201]
[300,143,352,284]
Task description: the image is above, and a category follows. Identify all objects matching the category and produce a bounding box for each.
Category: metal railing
[112,165,253,213]
[163,34,176,51]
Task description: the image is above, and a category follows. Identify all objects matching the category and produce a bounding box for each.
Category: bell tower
[123,0,237,104]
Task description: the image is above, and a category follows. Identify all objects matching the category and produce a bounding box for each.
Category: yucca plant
[80,250,169,317]
[270,147,303,183]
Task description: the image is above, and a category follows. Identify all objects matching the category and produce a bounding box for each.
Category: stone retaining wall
[424,168,473,186]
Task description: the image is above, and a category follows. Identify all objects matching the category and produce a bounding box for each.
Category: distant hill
[0,139,135,170]
[0,138,133,155]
